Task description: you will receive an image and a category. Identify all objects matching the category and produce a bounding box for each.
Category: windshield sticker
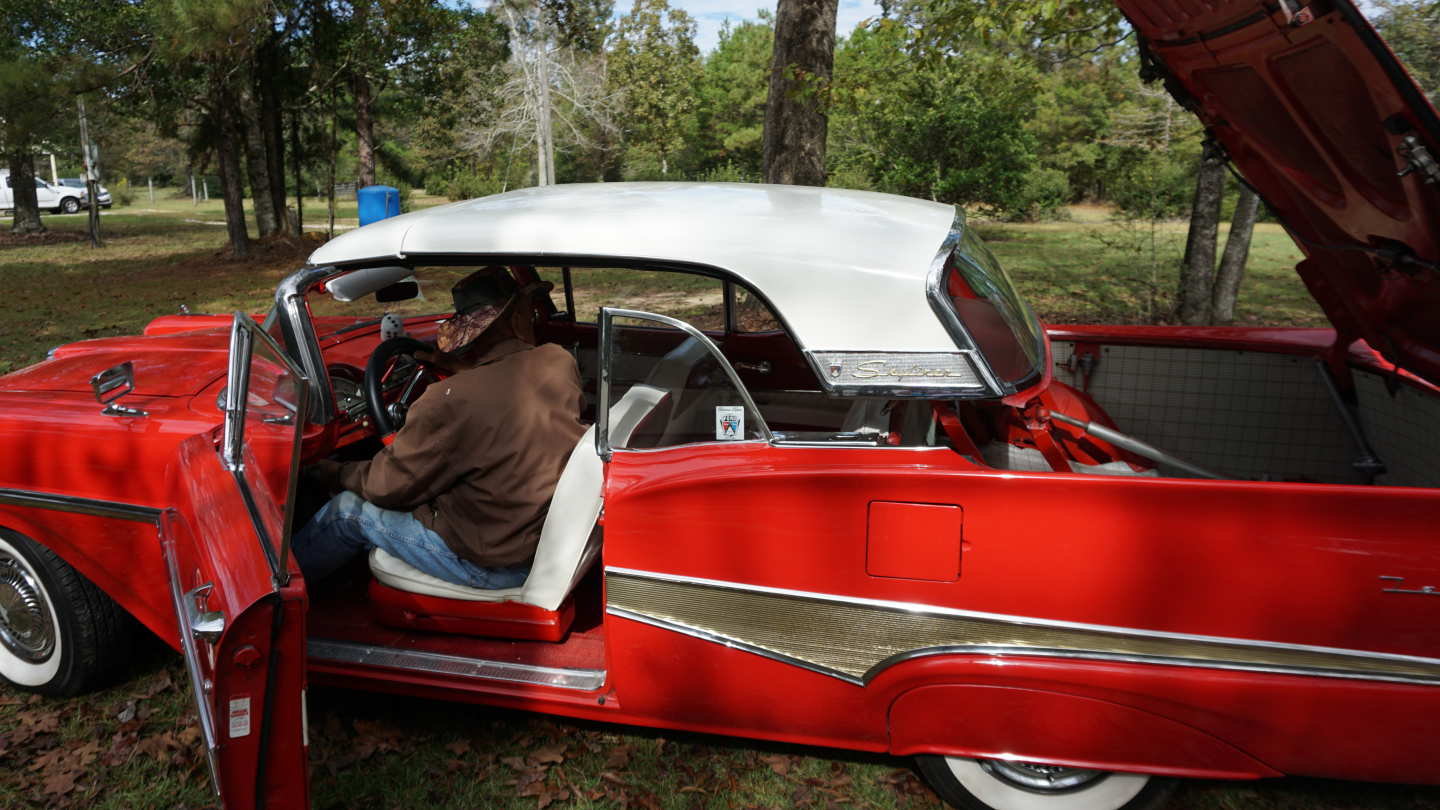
[716,406,744,440]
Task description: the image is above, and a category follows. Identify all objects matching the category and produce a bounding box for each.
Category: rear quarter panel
[600,441,1440,783]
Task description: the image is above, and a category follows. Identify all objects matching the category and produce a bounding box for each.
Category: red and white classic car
[1,2,1438,808]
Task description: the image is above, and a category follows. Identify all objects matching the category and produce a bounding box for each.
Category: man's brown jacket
[337,338,585,568]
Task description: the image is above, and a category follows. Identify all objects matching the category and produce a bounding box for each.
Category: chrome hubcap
[979,759,1108,793]
[0,552,55,663]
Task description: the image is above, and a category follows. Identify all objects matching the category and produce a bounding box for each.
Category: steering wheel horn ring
[364,336,437,436]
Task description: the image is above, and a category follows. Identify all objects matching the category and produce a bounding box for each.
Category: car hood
[0,331,230,397]
[1119,0,1440,384]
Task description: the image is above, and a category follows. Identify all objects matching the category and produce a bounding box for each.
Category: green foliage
[608,0,702,174]
[830,20,1043,216]
[434,169,506,201]
[1373,1,1440,103]
[693,17,773,177]
[113,177,133,206]
[695,161,759,183]
[1109,148,1194,221]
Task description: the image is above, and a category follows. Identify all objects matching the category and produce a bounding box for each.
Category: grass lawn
[1,199,1436,809]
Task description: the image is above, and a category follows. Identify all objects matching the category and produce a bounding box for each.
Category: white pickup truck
[1,169,84,215]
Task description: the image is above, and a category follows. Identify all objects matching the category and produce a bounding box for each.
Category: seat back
[517,383,668,610]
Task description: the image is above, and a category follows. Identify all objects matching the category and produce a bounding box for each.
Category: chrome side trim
[307,639,607,691]
[605,566,1440,683]
[607,606,863,685]
[0,489,162,524]
[865,645,1440,688]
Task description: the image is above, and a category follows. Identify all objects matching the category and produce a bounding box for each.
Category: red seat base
[368,579,576,642]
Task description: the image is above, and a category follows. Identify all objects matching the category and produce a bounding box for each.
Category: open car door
[160,313,310,809]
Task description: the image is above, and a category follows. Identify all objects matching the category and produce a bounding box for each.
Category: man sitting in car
[293,267,585,589]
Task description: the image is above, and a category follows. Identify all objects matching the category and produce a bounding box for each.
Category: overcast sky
[670,0,886,54]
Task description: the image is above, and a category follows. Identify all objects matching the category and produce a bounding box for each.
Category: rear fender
[888,683,1279,780]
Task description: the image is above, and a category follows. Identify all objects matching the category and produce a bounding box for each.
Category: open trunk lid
[1118,0,1440,383]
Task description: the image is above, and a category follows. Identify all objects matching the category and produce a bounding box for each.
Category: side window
[538,267,725,331]
[599,309,768,454]
[729,284,782,332]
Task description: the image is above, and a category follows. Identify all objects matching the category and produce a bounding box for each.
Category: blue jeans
[292,491,530,589]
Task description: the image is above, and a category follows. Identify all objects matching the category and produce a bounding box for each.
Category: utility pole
[76,97,102,248]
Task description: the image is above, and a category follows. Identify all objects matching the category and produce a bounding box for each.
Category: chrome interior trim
[0,489,162,523]
[307,639,607,691]
[604,567,1440,684]
[606,606,863,685]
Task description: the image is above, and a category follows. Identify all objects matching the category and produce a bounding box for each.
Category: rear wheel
[0,531,133,696]
[917,756,1175,810]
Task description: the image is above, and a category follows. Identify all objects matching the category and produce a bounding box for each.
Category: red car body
[1,3,1438,809]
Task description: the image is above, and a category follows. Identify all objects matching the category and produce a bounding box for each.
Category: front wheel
[917,756,1174,810]
[0,531,134,696]
[60,197,80,214]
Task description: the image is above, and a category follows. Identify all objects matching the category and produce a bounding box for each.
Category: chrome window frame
[223,312,312,588]
[597,307,773,461]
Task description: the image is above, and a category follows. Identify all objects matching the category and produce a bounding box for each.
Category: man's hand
[415,348,471,375]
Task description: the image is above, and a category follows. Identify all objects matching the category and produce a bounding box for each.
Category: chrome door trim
[0,488,162,524]
[307,639,608,691]
[597,307,772,461]
[160,512,223,799]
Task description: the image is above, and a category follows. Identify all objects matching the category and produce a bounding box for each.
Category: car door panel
[162,435,308,809]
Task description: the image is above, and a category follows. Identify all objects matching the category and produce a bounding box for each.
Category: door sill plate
[307,638,606,691]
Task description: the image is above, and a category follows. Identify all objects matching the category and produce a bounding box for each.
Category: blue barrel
[357,185,400,226]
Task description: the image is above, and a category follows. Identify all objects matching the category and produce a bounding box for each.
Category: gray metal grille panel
[1053,342,1357,483]
[1356,372,1440,488]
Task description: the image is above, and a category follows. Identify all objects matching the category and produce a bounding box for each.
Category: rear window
[942,226,1046,388]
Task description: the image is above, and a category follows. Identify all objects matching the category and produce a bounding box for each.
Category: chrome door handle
[183,583,226,643]
[734,360,771,374]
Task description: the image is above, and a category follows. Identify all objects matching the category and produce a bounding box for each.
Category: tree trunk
[216,103,252,258]
[239,80,280,238]
[1176,148,1226,324]
[353,72,377,187]
[762,0,839,186]
[1211,186,1261,325]
[7,151,45,234]
[291,111,303,233]
[259,37,289,235]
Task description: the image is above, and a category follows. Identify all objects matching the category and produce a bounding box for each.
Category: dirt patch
[0,230,90,248]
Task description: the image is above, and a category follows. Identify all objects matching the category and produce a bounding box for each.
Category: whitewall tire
[0,531,134,696]
[917,756,1175,810]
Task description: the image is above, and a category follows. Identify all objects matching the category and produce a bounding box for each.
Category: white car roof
[308,182,960,354]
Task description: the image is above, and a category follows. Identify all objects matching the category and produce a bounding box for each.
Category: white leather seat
[369,383,669,611]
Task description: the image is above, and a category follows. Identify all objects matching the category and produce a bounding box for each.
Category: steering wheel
[364,337,439,436]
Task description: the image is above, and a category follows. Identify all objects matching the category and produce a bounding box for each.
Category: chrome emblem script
[1380,576,1440,596]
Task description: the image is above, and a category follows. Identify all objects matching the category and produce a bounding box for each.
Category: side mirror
[375,281,419,303]
[90,362,147,417]
[91,361,136,404]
